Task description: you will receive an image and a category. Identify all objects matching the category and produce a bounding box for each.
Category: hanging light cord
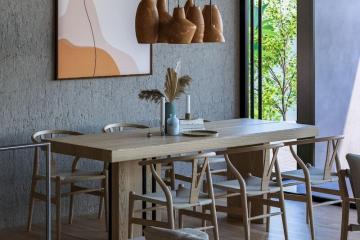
[210,0,213,26]
[83,0,97,77]
[177,0,180,7]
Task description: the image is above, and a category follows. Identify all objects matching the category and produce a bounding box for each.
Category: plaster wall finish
[0,0,240,228]
[315,0,360,167]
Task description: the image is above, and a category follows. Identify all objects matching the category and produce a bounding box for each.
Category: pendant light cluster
[135,0,225,44]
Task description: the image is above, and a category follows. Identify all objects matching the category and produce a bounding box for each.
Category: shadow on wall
[340,58,360,168]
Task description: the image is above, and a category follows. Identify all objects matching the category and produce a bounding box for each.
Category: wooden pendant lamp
[157,0,172,43]
[135,0,159,43]
[203,0,225,42]
[184,0,194,15]
[167,1,197,44]
[186,0,205,43]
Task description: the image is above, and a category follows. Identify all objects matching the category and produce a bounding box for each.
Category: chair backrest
[31,130,83,175]
[285,135,344,180]
[346,153,360,223]
[32,129,82,143]
[103,122,149,133]
[139,152,215,205]
[219,143,284,191]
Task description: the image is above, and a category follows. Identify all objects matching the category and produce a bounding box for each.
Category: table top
[48,118,318,163]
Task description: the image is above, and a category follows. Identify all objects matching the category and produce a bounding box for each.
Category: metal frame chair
[28,130,108,240]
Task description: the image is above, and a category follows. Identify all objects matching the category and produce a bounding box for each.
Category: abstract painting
[57,0,151,79]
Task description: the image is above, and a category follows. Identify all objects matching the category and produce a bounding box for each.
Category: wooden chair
[212,143,288,240]
[27,130,108,240]
[339,153,360,240]
[175,120,227,187]
[174,153,227,191]
[103,122,177,189]
[128,152,219,240]
[280,135,344,240]
[103,122,149,133]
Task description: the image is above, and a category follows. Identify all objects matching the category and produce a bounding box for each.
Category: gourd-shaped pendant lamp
[167,1,197,44]
[184,0,194,15]
[203,0,225,42]
[157,0,172,43]
[135,0,159,43]
[186,0,204,43]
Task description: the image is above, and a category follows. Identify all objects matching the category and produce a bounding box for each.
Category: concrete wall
[0,0,240,228]
[315,0,360,167]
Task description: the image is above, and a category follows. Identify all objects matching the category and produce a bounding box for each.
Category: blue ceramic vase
[165,102,176,133]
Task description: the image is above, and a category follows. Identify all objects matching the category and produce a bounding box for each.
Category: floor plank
[1,201,359,239]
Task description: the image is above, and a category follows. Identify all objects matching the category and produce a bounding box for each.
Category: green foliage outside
[254,0,297,121]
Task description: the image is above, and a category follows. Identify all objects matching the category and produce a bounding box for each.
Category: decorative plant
[139,63,192,103]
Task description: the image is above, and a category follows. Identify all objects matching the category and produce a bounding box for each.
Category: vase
[167,7,197,44]
[187,6,204,43]
[157,0,172,43]
[135,0,159,43]
[167,114,180,136]
[202,4,225,43]
[165,102,176,133]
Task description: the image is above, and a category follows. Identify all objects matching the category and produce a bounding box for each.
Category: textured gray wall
[315,0,360,167]
[0,0,239,229]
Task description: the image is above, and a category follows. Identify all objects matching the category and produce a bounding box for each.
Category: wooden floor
[1,201,359,240]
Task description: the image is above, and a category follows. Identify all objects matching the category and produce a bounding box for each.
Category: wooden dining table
[48,118,318,240]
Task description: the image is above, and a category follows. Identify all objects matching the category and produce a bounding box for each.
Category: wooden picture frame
[56,0,152,80]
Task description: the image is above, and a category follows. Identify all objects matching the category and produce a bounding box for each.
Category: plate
[182,130,219,137]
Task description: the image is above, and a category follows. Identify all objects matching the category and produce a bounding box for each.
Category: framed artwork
[57,0,151,80]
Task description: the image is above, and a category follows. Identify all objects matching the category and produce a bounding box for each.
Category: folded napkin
[144,227,209,240]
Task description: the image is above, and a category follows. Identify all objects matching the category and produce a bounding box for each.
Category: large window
[246,0,298,171]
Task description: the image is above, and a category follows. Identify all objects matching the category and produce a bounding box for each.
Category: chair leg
[201,206,207,228]
[128,191,135,239]
[340,199,349,240]
[98,196,104,220]
[56,177,62,240]
[27,178,37,232]
[178,209,183,228]
[167,205,175,230]
[305,182,315,240]
[266,194,271,232]
[209,202,219,240]
[279,191,289,240]
[98,178,105,220]
[306,201,310,224]
[241,193,250,240]
[170,162,176,190]
[105,170,109,232]
[68,184,74,225]
[26,193,35,232]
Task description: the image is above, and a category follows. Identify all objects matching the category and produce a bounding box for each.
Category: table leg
[109,161,143,240]
[227,148,267,224]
